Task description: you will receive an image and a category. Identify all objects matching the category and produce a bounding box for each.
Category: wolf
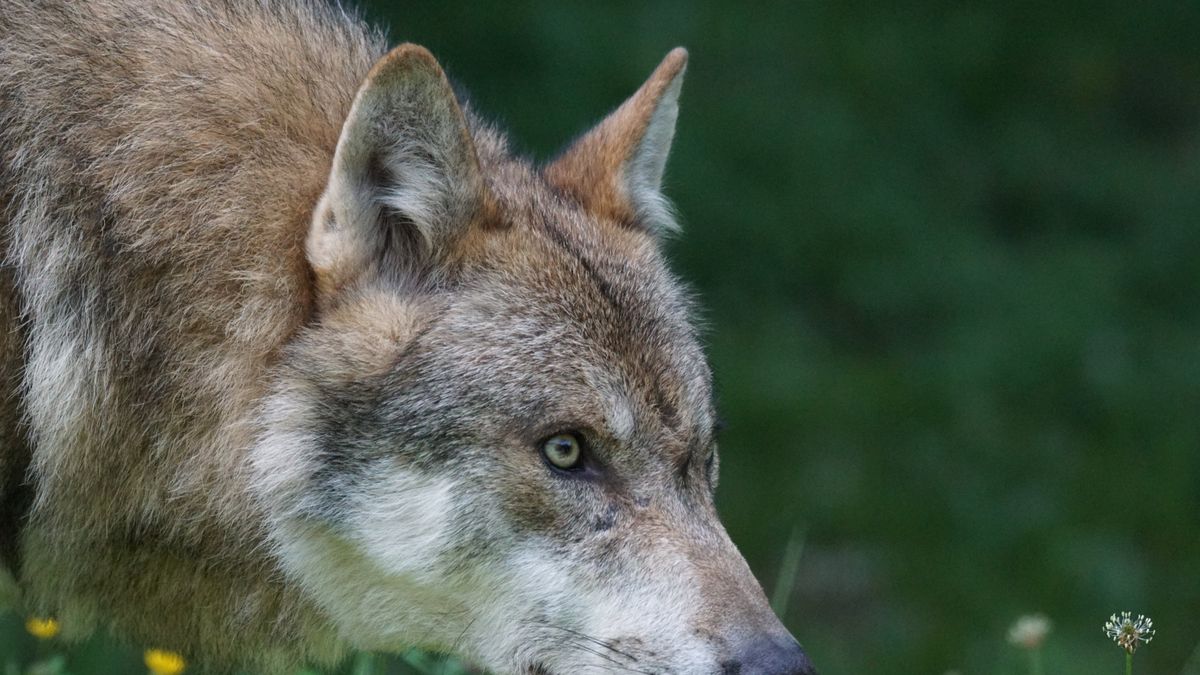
[0,1,817,673]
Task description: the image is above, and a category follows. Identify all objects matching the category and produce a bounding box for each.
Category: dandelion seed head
[1007,614,1052,650]
[1103,611,1155,654]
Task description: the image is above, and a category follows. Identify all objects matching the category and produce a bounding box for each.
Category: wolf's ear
[309,44,486,295]
[545,48,687,236]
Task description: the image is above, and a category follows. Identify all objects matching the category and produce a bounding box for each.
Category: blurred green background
[4,1,1199,674]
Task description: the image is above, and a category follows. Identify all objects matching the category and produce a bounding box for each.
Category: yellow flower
[25,617,60,640]
[144,648,186,675]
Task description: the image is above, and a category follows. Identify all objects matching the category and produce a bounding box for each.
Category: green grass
[0,552,1174,675]
[0,615,478,675]
[0,605,1176,675]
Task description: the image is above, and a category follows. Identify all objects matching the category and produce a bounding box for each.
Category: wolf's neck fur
[0,0,397,668]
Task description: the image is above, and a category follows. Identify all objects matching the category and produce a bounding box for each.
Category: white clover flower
[1007,613,1052,650]
[1104,611,1155,654]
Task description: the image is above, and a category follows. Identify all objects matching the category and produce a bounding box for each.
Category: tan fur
[0,0,379,665]
[0,2,813,673]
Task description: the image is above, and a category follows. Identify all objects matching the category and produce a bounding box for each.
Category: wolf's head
[253,45,815,675]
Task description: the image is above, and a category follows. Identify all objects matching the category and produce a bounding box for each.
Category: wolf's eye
[541,433,584,471]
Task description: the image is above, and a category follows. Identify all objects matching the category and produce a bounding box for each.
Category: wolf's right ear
[308,44,486,296]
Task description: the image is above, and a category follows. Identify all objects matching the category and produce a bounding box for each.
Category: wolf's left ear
[309,44,487,297]
[545,48,687,236]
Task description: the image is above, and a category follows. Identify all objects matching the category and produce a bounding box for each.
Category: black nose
[724,635,817,675]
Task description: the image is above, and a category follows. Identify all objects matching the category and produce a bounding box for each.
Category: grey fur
[0,1,810,673]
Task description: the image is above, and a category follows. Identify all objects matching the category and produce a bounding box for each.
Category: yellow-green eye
[542,433,583,470]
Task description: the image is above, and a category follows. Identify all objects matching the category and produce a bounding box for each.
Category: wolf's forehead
[459,197,713,435]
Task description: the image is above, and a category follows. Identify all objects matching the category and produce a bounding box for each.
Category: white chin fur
[461,547,718,674]
[266,464,466,651]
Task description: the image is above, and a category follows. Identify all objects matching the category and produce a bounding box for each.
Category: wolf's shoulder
[0,0,386,393]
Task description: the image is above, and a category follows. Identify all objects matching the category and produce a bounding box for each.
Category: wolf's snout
[724,635,818,675]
